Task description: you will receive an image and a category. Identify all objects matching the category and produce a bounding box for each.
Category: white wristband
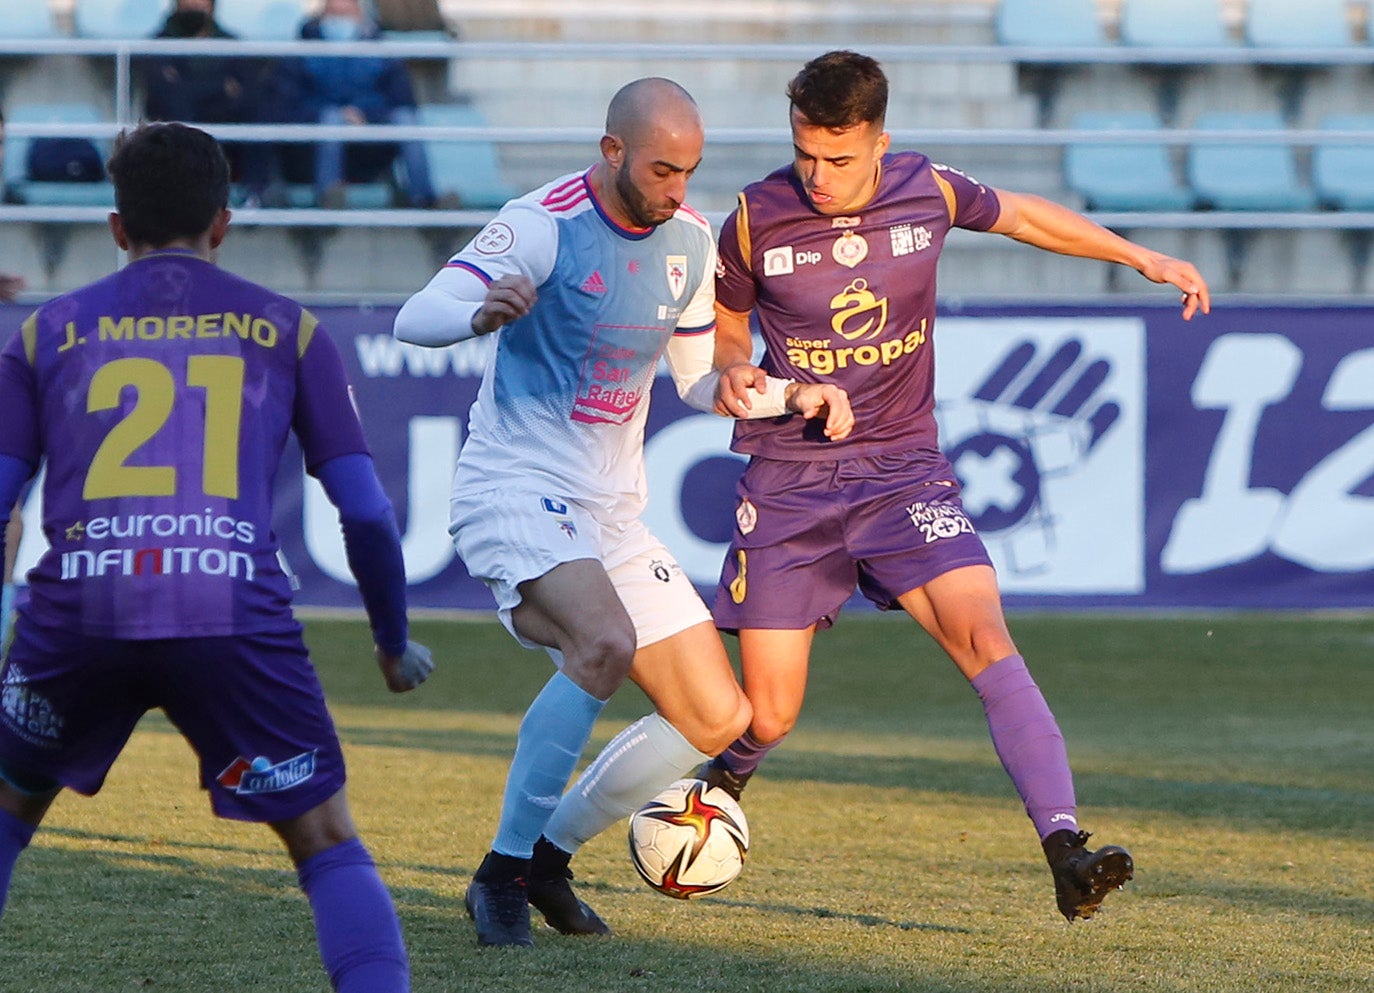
[746,376,795,418]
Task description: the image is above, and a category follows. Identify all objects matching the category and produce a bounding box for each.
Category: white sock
[543,712,709,854]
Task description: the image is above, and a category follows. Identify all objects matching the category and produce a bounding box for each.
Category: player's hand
[714,362,768,417]
[786,383,854,441]
[376,640,434,693]
[1137,252,1210,321]
[472,274,537,335]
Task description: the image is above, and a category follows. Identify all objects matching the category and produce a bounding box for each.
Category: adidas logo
[581,271,608,294]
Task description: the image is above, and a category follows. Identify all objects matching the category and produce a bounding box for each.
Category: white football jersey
[444,170,717,521]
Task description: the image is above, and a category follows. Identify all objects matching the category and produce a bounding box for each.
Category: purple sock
[971,655,1078,839]
[0,806,37,921]
[297,838,409,993]
[712,730,782,778]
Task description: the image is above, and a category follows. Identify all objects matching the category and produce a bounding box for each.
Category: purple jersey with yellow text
[0,251,368,639]
[717,151,1001,460]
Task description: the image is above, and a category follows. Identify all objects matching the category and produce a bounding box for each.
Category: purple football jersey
[717,151,1001,460]
[0,251,368,638]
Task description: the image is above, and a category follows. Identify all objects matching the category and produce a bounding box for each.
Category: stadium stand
[72,0,166,39]
[215,0,309,42]
[1,100,113,207]
[993,0,1102,46]
[1118,0,1232,48]
[1312,114,1374,211]
[1186,110,1317,211]
[1244,0,1355,48]
[2,0,1374,298]
[1063,110,1193,212]
[417,102,518,209]
[0,0,60,39]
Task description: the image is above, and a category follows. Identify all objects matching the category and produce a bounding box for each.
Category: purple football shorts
[712,450,993,631]
[0,622,346,823]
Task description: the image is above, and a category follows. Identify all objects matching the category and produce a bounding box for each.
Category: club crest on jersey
[832,231,868,268]
[217,751,317,795]
[735,498,758,535]
[665,255,688,300]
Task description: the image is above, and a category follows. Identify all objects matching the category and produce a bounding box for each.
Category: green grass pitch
[3,613,1371,992]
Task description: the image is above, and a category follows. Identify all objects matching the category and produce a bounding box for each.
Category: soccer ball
[628,778,749,899]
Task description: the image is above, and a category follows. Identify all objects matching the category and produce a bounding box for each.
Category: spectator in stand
[0,108,26,300]
[142,0,272,200]
[274,0,443,209]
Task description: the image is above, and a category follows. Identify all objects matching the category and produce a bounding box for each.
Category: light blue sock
[492,671,605,859]
[0,806,37,921]
[297,837,409,993]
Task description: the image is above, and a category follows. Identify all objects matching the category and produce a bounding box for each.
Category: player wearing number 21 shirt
[0,122,430,991]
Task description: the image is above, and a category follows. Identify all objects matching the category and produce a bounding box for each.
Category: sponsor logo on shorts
[735,498,757,536]
[543,497,577,540]
[0,663,64,745]
[217,751,318,796]
[906,501,975,543]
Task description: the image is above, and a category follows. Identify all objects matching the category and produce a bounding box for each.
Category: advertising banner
[5,303,1371,610]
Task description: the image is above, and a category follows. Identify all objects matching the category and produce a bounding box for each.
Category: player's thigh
[0,622,148,800]
[737,626,816,742]
[512,558,636,692]
[452,486,632,654]
[156,630,347,824]
[897,565,1016,677]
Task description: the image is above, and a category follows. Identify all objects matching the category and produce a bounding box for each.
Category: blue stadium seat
[1064,111,1193,211]
[0,0,59,39]
[418,103,518,210]
[1312,115,1374,210]
[215,0,307,41]
[2,102,115,208]
[1244,0,1354,47]
[1119,0,1230,48]
[994,0,1104,46]
[1186,111,1316,210]
[73,0,167,39]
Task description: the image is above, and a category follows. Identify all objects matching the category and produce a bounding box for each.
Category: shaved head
[605,77,701,146]
[594,77,704,230]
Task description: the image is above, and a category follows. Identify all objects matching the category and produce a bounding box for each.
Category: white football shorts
[450,486,710,651]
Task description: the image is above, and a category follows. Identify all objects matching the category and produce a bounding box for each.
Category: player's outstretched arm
[315,454,431,693]
[989,189,1210,320]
